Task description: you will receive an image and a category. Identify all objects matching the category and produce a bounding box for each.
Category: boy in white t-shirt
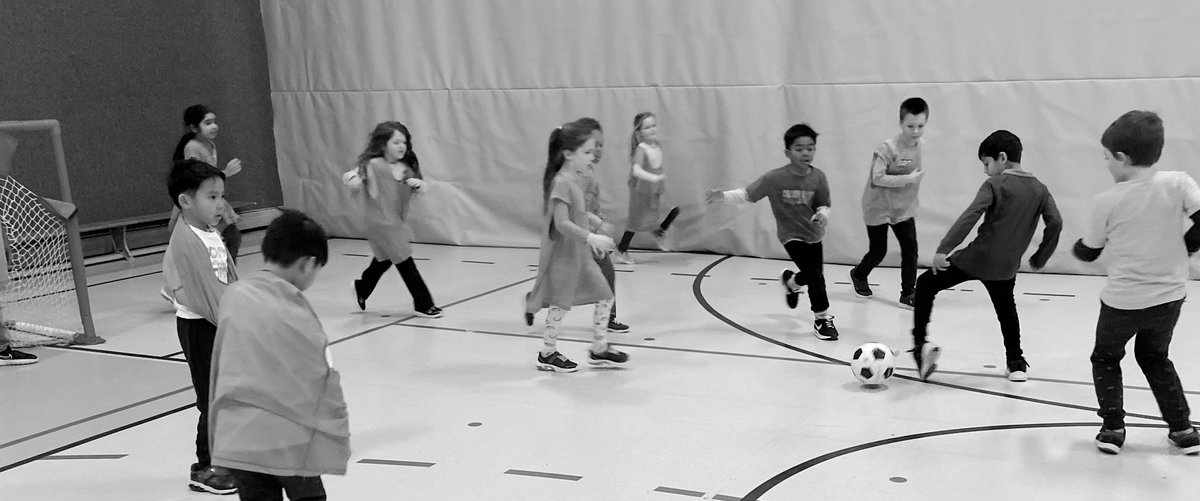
[1074,110,1200,456]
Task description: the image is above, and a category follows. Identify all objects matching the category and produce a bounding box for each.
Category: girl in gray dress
[614,112,680,264]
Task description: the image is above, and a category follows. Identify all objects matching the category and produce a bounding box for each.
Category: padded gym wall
[262,0,1200,275]
[0,0,282,224]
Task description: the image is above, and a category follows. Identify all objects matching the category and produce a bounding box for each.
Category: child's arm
[810,172,832,227]
[1029,192,1064,270]
[1179,173,1200,254]
[630,146,664,182]
[552,200,614,253]
[936,181,994,259]
[1073,194,1111,262]
[869,151,922,188]
[705,188,749,204]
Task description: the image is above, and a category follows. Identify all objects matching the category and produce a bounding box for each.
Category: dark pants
[783,240,829,313]
[617,207,680,253]
[911,264,1022,362]
[357,257,435,311]
[1091,299,1192,431]
[177,317,217,466]
[594,253,617,319]
[228,469,326,501]
[853,219,918,295]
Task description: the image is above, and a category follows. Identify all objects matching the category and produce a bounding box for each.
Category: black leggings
[783,240,829,313]
[853,219,917,294]
[617,207,680,253]
[357,257,435,311]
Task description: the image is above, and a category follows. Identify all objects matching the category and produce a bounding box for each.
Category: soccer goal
[0,120,102,347]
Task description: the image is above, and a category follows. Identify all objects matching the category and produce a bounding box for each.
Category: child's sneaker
[813,316,839,341]
[1006,358,1030,382]
[912,341,941,381]
[1095,428,1126,455]
[1168,428,1200,455]
[353,280,366,311]
[652,228,670,251]
[188,464,238,495]
[536,351,578,373]
[780,269,800,309]
[899,291,915,310]
[611,252,635,265]
[850,269,872,298]
[415,306,443,319]
[588,348,629,366]
[607,320,630,333]
[0,346,38,366]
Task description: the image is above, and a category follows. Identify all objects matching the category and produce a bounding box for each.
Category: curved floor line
[690,255,1195,424]
[740,421,1169,500]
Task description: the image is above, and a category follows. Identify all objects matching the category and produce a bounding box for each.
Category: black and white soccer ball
[851,342,896,385]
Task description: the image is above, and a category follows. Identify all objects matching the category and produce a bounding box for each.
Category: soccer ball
[851,342,896,385]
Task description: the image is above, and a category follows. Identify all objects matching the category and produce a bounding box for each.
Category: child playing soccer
[911,130,1062,383]
[851,97,929,308]
[705,123,840,341]
[1074,110,1200,455]
[612,112,680,263]
[209,210,351,499]
[162,158,239,494]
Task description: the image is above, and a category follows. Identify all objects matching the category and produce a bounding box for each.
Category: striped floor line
[40,454,127,460]
[654,486,704,497]
[503,469,582,481]
[462,260,495,265]
[357,459,435,468]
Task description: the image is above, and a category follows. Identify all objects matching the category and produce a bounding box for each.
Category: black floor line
[44,345,189,364]
[740,421,1169,500]
[40,454,127,460]
[0,386,193,452]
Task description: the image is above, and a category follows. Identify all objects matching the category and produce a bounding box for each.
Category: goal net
[0,121,102,348]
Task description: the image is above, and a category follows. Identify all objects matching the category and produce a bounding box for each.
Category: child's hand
[405,178,427,191]
[810,211,828,227]
[1028,256,1044,271]
[342,170,363,190]
[653,174,666,183]
[704,189,724,204]
[586,233,615,254]
[599,221,615,236]
[931,253,950,274]
[909,170,925,183]
[224,158,243,177]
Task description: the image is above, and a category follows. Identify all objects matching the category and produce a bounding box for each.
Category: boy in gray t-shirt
[706,124,838,341]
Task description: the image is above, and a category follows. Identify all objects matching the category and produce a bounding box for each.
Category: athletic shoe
[607,320,630,333]
[1006,358,1030,382]
[415,306,443,319]
[353,280,366,311]
[780,269,800,309]
[189,464,238,495]
[850,269,872,298]
[912,341,941,381]
[536,351,578,373]
[899,292,915,310]
[813,316,839,341]
[652,228,670,251]
[611,252,635,265]
[1095,428,1126,455]
[588,348,629,366]
[1168,428,1200,455]
[0,347,38,366]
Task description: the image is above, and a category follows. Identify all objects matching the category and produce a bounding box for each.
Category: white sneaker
[611,252,635,265]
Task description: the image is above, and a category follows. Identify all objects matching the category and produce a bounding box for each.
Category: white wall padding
[261,0,1200,275]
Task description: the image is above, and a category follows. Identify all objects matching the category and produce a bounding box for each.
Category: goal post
[0,119,102,347]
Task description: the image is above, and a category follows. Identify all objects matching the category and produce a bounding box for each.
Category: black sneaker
[415,306,443,319]
[780,269,800,309]
[588,347,629,366]
[353,280,366,311]
[189,464,238,495]
[536,351,578,373]
[1095,428,1126,455]
[0,346,37,366]
[1006,358,1030,382]
[1168,428,1200,455]
[850,269,872,298]
[912,342,941,381]
[607,320,630,333]
[813,316,839,341]
[899,292,915,310]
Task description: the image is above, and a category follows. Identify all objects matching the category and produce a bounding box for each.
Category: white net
[0,175,84,347]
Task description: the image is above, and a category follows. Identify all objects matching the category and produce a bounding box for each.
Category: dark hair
[167,158,225,208]
[784,123,818,149]
[899,97,929,121]
[629,111,655,157]
[1101,110,1164,166]
[262,209,329,267]
[543,121,594,208]
[172,104,213,161]
[576,117,602,132]
[357,121,422,179]
[977,130,1023,163]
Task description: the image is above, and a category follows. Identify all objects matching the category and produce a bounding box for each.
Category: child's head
[172,104,216,161]
[543,120,596,205]
[1101,110,1163,168]
[898,97,929,142]
[783,123,818,167]
[630,112,658,155]
[576,117,604,162]
[167,158,226,227]
[262,209,329,291]
[358,121,422,178]
[977,130,1022,175]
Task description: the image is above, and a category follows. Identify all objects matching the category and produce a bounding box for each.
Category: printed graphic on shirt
[782,189,815,206]
[209,245,230,284]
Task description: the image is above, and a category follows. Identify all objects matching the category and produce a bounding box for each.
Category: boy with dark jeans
[1074,110,1200,455]
[912,130,1061,382]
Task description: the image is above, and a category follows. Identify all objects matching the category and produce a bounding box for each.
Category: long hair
[356,121,422,179]
[172,104,212,161]
[542,120,593,209]
[629,111,655,158]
